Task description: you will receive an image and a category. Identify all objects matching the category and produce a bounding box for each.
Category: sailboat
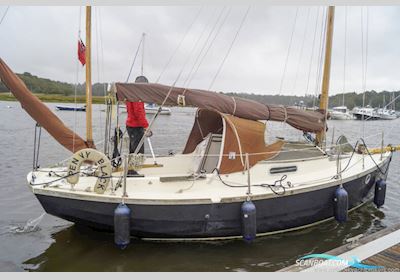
[0,7,396,241]
[352,105,379,120]
[376,93,398,120]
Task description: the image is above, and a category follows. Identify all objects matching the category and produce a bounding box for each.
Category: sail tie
[231,96,237,116]
[265,105,271,120]
[283,106,288,123]
[196,109,205,139]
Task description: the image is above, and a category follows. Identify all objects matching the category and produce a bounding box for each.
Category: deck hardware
[380,131,384,161]
[147,137,158,165]
[246,153,251,196]
[122,155,128,198]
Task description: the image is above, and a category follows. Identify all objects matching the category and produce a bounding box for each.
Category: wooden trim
[317,6,335,146]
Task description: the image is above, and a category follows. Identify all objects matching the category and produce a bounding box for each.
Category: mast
[316,6,335,147]
[85,6,93,146]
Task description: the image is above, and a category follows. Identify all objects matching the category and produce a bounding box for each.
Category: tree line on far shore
[0,72,398,109]
[0,72,107,96]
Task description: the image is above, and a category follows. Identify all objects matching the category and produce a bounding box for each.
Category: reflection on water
[0,101,399,271]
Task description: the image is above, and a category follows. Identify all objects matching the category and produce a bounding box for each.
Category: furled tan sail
[115,82,325,133]
[0,58,91,152]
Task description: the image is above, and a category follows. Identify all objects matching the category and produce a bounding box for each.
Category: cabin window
[270,166,297,174]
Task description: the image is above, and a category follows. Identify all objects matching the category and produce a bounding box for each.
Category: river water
[0,100,399,272]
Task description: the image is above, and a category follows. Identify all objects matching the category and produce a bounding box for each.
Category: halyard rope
[278,7,299,95]
[155,6,204,83]
[208,6,251,90]
[0,6,9,27]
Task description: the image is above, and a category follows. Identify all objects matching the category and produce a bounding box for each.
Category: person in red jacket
[126,101,149,155]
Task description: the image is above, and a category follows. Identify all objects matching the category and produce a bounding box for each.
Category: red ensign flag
[78,39,86,66]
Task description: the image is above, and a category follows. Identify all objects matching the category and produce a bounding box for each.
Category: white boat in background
[376,108,397,120]
[352,106,398,120]
[145,103,171,115]
[352,106,379,120]
[117,103,172,115]
[329,106,354,120]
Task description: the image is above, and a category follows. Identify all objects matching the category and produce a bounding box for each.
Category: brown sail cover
[0,58,90,152]
[220,115,284,174]
[183,109,223,154]
[184,109,284,174]
[115,82,325,133]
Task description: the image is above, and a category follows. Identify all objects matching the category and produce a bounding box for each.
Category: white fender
[67,148,112,194]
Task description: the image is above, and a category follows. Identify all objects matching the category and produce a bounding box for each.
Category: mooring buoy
[374,179,387,208]
[241,200,257,242]
[334,186,348,223]
[114,203,131,249]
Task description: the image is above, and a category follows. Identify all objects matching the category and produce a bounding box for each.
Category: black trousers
[126,126,145,154]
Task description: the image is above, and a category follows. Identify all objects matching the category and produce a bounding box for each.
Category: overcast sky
[1,5,399,96]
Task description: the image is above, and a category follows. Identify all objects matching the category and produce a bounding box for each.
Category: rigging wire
[126,35,144,82]
[93,6,106,145]
[72,6,83,153]
[305,7,320,96]
[292,7,311,95]
[0,6,9,27]
[208,6,251,90]
[320,7,330,149]
[361,7,365,129]
[130,9,220,157]
[155,6,204,83]
[98,8,106,92]
[180,8,222,87]
[186,7,232,88]
[94,7,104,142]
[98,7,111,155]
[342,6,348,106]
[313,8,327,107]
[361,7,369,141]
[141,33,145,76]
[182,6,226,89]
[278,7,299,95]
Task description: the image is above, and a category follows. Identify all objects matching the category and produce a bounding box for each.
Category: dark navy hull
[35,161,389,239]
